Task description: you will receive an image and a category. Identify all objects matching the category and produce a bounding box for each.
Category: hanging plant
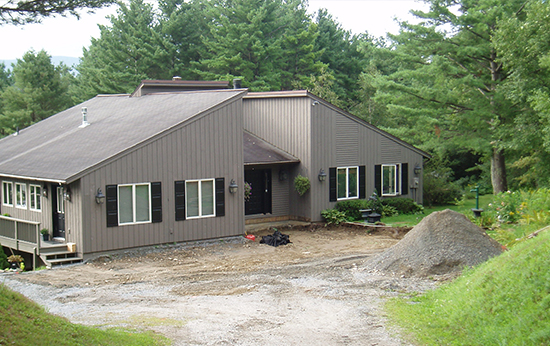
[244,182,252,201]
[294,174,311,196]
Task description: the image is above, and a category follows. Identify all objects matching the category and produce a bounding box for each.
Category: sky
[0,0,428,61]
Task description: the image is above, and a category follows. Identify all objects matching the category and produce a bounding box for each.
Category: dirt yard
[2,224,437,346]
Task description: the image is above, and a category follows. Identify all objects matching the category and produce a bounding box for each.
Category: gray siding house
[0,80,428,267]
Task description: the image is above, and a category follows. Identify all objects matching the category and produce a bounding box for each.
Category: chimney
[233,78,242,89]
[79,107,90,128]
[172,76,182,81]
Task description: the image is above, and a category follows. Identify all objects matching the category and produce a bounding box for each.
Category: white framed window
[186,179,215,219]
[15,183,27,209]
[30,184,42,211]
[337,166,359,200]
[2,181,13,206]
[118,183,151,225]
[382,164,401,196]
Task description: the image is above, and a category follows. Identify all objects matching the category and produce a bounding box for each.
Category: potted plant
[41,228,50,241]
[7,255,24,270]
[294,174,311,196]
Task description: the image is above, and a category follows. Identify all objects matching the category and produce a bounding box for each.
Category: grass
[0,284,170,346]
[382,194,494,227]
[385,227,550,345]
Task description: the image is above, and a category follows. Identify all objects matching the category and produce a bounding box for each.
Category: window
[2,181,13,206]
[30,184,41,211]
[118,183,151,225]
[382,164,401,196]
[337,166,358,200]
[186,179,215,218]
[15,183,27,209]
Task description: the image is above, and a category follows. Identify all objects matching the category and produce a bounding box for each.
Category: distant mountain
[1,56,80,70]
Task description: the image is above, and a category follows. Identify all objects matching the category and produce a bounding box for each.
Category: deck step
[46,257,83,265]
[40,251,83,267]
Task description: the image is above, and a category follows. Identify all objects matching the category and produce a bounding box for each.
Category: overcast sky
[0,0,428,61]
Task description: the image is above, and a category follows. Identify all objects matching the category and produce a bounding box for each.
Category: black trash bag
[260,230,291,247]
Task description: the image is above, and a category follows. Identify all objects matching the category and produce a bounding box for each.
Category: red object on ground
[245,234,255,241]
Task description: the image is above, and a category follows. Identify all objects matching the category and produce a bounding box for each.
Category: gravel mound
[367,209,503,277]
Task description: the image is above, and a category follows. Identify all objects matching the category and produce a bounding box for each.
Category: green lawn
[0,284,169,346]
[386,226,550,346]
[382,194,494,227]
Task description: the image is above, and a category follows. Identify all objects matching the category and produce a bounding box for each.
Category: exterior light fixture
[318,169,327,182]
[414,165,422,176]
[63,187,71,202]
[229,179,238,194]
[95,188,106,204]
[42,184,48,198]
[279,169,288,181]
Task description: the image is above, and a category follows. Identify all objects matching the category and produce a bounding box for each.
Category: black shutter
[359,166,366,199]
[401,163,409,195]
[374,165,381,196]
[329,167,337,202]
[151,182,162,223]
[106,185,118,227]
[175,181,186,221]
[215,178,225,217]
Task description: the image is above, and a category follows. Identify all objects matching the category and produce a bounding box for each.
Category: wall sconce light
[42,184,48,198]
[318,169,327,182]
[414,165,422,176]
[95,188,106,204]
[279,169,288,181]
[229,179,238,194]
[63,187,71,202]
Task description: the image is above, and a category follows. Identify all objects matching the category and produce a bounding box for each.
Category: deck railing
[0,215,40,252]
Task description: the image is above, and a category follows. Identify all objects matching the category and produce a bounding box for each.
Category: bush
[381,204,398,217]
[382,198,424,215]
[0,245,8,270]
[423,171,462,206]
[335,199,370,221]
[321,209,348,225]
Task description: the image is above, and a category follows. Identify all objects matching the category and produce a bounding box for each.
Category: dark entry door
[52,185,66,239]
[245,169,272,215]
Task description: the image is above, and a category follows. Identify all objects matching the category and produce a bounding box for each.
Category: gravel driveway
[2,225,436,345]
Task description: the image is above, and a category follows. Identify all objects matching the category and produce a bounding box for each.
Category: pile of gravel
[366,209,503,278]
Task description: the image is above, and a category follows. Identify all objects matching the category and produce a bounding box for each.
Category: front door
[245,169,272,215]
[52,185,66,239]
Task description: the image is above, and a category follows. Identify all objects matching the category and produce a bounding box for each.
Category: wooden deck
[0,215,81,268]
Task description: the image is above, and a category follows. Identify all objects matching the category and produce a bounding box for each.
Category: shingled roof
[0,89,246,183]
[243,131,299,165]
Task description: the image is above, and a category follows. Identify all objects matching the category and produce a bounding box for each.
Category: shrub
[294,174,310,196]
[381,204,398,217]
[0,245,8,270]
[423,171,462,206]
[382,198,424,215]
[335,199,369,221]
[321,209,348,225]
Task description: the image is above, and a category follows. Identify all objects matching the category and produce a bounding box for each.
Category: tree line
[1,0,549,195]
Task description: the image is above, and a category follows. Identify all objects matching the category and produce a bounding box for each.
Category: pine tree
[73,0,173,101]
[0,50,73,136]
[366,0,527,193]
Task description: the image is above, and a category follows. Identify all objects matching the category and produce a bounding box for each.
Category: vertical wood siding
[311,103,426,221]
[79,98,245,255]
[0,179,53,233]
[243,97,312,220]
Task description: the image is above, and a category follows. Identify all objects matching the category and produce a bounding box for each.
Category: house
[0,79,429,268]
